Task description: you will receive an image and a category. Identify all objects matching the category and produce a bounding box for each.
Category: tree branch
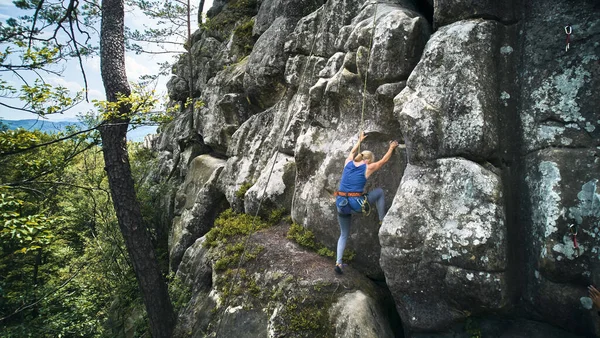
[0,262,85,323]
[67,2,90,101]
[0,126,97,157]
[28,0,46,49]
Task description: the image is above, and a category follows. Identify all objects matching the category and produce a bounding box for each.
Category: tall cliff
[152,0,600,336]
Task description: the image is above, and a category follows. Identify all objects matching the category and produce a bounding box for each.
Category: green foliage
[214,243,264,271]
[0,130,160,337]
[465,317,482,338]
[267,208,286,225]
[277,295,333,337]
[213,267,263,308]
[0,0,97,117]
[287,222,317,250]
[165,98,205,120]
[232,18,255,57]
[204,208,271,248]
[204,0,258,36]
[125,0,196,55]
[0,126,49,154]
[0,189,62,253]
[19,79,84,116]
[167,272,192,314]
[92,82,161,123]
[235,181,253,199]
[287,223,355,262]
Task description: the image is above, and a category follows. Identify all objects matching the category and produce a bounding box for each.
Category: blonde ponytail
[354,151,374,163]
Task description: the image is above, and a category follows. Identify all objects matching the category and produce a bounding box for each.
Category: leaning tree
[99,0,176,336]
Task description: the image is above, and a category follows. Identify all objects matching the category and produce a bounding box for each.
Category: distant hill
[2,119,85,133]
[1,119,157,142]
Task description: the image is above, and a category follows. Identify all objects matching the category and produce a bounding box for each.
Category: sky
[0,0,214,122]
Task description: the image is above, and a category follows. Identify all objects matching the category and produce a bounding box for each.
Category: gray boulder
[244,152,296,217]
[394,19,505,165]
[172,224,398,337]
[380,158,508,331]
[433,0,518,28]
[244,17,297,109]
[285,0,364,57]
[517,0,600,336]
[169,155,227,271]
[194,57,253,153]
[253,0,324,36]
[344,3,430,87]
[329,290,396,338]
[522,149,600,335]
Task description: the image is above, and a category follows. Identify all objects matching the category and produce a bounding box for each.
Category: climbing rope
[213,15,321,337]
[358,0,379,154]
[214,2,383,335]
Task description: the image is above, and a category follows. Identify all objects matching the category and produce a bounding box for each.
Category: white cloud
[125,55,152,80]
[84,57,101,72]
[87,89,104,100]
[48,77,86,93]
[0,0,15,8]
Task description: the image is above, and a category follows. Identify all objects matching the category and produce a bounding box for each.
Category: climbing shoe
[334,263,343,275]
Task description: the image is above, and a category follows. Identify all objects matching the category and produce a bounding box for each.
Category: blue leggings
[336,188,385,265]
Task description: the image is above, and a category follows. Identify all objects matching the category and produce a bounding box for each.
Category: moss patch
[232,18,255,57]
[204,208,271,248]
[235,181,254,199]
[204,211,341,337]
[215,268,262,304]
[287,223,355,262]
[204,0,258,38]
[274,294,334,337]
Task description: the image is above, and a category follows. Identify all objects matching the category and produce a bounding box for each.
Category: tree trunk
[187,0,193,99]
[99,0,175,336]
[198,0,206,25]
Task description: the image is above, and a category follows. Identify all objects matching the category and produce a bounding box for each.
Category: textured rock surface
[394,19,505,164]
[172,225,397,338]
[150,0,600,336]
[380,159,508,330]
[329,290,395,338]
[518,0,600,336]
[253,0,324,36]
[169,155,227,271]
[433,0,518,28]
[244,17,297,109]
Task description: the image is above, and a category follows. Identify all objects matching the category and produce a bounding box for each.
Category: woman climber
[334,132,399,274]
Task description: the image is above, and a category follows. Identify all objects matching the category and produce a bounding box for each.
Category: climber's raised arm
[345,131,367,164]
[366,140,398,177]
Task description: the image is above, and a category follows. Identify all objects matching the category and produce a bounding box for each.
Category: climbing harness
[334,191,363,197]
[335,191,371,216]
[565,24,572,52]
[569,223,579,257]
[358,194,371,216]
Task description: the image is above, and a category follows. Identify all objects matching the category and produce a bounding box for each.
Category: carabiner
[564,25,572,35]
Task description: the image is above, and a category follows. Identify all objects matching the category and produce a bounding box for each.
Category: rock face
[153,0,600,336]
[379,18,514,331]
[172,224,398,338]
[169,155,227,271]
[380,159,508,331]
[519,0,600,335]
